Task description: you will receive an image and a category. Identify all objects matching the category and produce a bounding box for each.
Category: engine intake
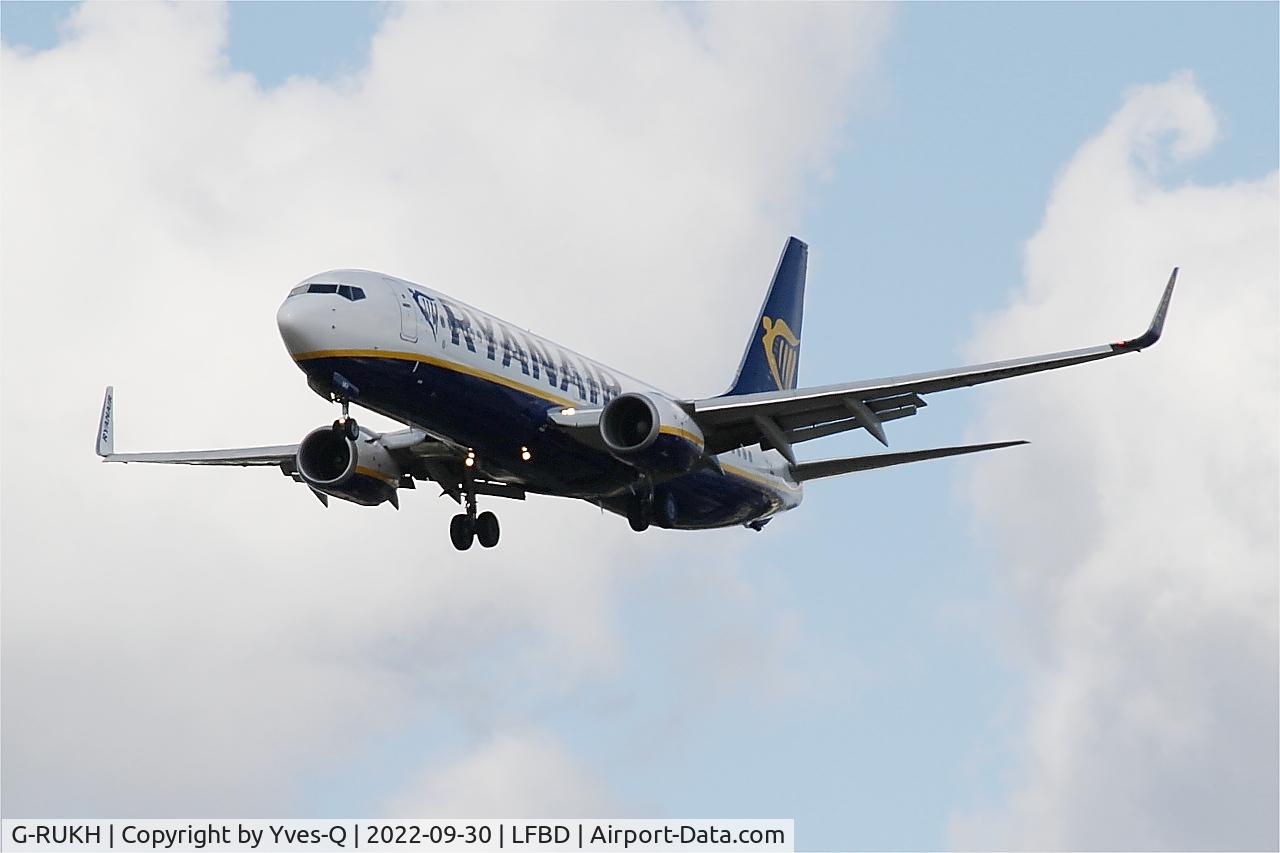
[297,427,401,506]
[599,392,704,475]
[601,393,660,454]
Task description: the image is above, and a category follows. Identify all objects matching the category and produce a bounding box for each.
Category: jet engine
[296,426,402,506]
[599,392,705,475]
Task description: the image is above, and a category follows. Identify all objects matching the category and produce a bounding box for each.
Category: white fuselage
[276,270,802,528]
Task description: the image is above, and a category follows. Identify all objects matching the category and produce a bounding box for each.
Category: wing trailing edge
[790,440,1028,483]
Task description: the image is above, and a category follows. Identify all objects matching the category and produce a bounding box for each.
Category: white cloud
[950,73,1279,850]
[0,2,890,814]
[386,730,613,818]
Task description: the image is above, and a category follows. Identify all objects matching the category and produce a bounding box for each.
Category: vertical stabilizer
[725,237,807,396]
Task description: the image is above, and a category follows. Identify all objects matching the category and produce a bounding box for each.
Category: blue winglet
[1113,267,1177,351]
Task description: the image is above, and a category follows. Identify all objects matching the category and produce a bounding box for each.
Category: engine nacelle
[599,392,705,475]
[296,427,402,506]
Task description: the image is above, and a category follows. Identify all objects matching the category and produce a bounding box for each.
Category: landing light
[520,446,532,462]
[561,407,576,416]
[464,457,475,468]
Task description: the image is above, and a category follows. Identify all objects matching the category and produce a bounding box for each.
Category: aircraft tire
[343,418,360,440]
[449,514,474,550]
[476,511,500,548]
[656,491,678,528]
[627,508,649,533]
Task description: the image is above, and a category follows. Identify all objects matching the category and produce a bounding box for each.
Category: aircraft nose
[277,297,324,355]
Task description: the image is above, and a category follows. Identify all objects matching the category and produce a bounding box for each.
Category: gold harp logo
[761,316,800,390]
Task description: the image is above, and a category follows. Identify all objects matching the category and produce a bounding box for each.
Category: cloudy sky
[1,3,1276,850]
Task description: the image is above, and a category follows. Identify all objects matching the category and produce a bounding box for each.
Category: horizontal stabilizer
[791,440,1027,483]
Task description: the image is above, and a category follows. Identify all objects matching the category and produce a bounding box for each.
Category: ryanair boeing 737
[96,238,1177,550]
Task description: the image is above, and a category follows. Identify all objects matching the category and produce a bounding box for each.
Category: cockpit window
[289,283,366,300]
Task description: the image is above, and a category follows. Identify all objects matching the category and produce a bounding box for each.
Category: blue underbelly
[299,355,783,529]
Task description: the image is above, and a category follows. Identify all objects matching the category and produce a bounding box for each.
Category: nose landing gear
[328,375,362,441]
[330,397,359,441]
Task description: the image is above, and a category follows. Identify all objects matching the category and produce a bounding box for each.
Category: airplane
[96,238,1177,551]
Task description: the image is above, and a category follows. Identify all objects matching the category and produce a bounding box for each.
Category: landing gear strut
[626,481,677,532]
[627,484,653,533]
[331,397,359,441]
[449,475,500,550]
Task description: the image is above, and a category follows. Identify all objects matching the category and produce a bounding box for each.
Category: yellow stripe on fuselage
[721,461,801,495]
[296,348,793,496]
[292,348,580,408]
[296,349,708,450]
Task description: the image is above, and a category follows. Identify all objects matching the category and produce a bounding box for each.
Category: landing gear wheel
[343,418,359,440]
[627,506,650,533]
[475,511,500,548]
[627,490,652,532]
[449,514,474,551]
[655,491,678,528]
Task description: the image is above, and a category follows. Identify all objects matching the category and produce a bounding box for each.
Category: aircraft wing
[94,387,526,503]
[95,387,300,467]
[101,446,299,465]
[687,268,1177,460]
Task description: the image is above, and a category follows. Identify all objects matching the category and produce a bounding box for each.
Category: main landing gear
[450,486,500,551]
[627,485,653,532]
[626,484,676,533]
[627,502,650,532]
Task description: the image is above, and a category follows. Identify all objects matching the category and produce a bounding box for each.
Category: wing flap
[762,405,921,453]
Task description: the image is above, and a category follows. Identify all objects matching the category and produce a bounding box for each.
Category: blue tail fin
[726,236,808,395]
